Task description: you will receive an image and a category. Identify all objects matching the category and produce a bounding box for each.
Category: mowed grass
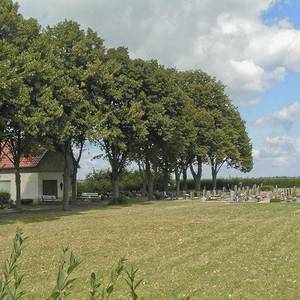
[1,200,300,299]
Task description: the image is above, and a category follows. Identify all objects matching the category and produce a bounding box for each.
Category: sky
[19,0,300,179]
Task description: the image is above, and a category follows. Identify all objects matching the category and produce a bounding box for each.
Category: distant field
[1,201,300,299]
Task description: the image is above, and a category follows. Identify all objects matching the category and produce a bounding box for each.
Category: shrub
[181,177,300,191]
[261,186,273,191]
[270,198,282,203]
[21,198,33,205]
[0,191,10,208]
[154,191,164,200]
[109,195,129,205]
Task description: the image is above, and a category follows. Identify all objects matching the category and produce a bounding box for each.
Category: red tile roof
[0,145,47,170]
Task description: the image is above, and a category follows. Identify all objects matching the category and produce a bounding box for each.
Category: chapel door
[42,180,58,198]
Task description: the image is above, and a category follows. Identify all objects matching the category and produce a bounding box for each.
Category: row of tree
[0,0,253,209]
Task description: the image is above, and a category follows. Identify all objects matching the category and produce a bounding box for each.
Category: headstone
[230,190,235,202]
[256,186,260,197]
[207,190,211,200]
[252,184,256,195]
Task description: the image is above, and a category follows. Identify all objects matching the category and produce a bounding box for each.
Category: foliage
[78,169,167,195]
[90,48,147,199]
[0,191,10,207]
[40,20,105,209]
[182,177,300,190]
[0,228,27,300]
[260,185,273,191]
[270,198,282,203]
[176,70,253,190]
[89,257,126,300]
[0,0,253,207]
[20,199,33,205]
[47,247,81,300]
[108,195,130,205]
[125,265,143,300]
[0,0,61,207]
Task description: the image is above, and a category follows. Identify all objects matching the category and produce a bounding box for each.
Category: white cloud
[259,135,300,167]
[255,101,300,129]
[237,98,261,107]
[19,0,300,100]
[252,149,261,159]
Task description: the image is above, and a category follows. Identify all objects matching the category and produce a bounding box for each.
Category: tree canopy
[0,0,253,207]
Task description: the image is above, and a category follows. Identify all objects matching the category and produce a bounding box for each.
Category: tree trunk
[163,167,169,193]
[175,171,180,198]
[63,142,72,210]
[190,156,202,191]
[70,140,84,204]
[142,178,147,198]
[71,168,77,204]
[212,166,217,195]
[182,165,188,191]
[138,161,146,198]
[15,167,21,208]
[145,158,154,200]
[111,172,120,200]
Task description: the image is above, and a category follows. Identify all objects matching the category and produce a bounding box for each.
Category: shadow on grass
[0,199,154,226]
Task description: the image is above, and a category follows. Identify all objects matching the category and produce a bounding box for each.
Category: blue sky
[19,0,300,179]
[263,0,300,28]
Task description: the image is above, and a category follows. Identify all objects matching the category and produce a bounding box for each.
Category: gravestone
[230,190,235,202]
[293,186,297,197]
[256,186,260,197]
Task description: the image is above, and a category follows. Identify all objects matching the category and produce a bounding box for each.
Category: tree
[43,20,105,209]
[126,61,195,199]
[0,0,62,207]
[176,70,252,192]
[175,71,213,191]
[207,105,253,192]
[89,48,147,200]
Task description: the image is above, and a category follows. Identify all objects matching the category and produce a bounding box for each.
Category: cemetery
[1,0,300,299]
[169,185,300,203]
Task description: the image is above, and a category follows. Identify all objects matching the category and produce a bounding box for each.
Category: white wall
[0,172,38,203]
[0,171,71,204]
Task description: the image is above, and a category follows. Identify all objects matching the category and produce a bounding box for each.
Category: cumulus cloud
[237,98,261,107]
[259,136,300,167]
[19,0,300,100]
[255,101,300,129]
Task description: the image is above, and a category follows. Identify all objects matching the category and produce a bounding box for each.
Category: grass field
[1,200,300,299]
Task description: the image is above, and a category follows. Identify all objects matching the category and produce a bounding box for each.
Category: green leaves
[0,228,28,300]
[88,257,126,300]
[125,266,143,300]
[47,247,81,300]
[175,69,253,187]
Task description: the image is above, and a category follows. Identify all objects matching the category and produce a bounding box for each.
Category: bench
[80,193,99,198]
[78,193,102,202]
[40,195,60,204]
